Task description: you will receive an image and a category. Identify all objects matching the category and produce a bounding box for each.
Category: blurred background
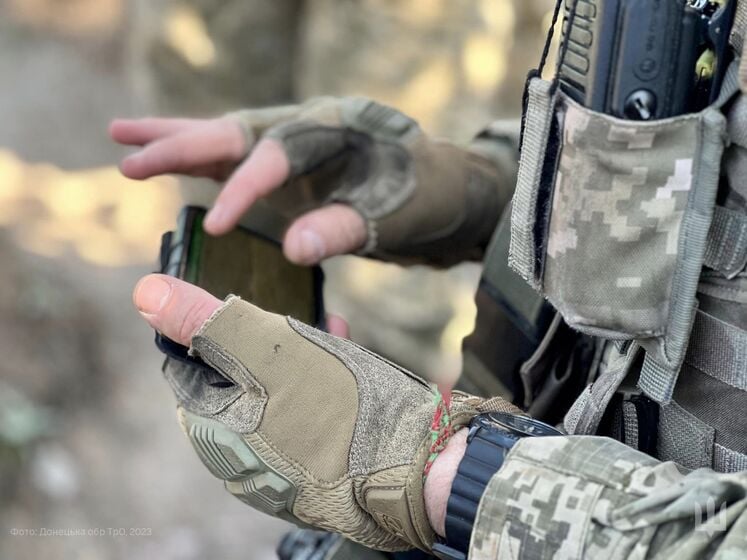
[0,1,552,558]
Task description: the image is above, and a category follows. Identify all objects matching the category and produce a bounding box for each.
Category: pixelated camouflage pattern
[543,99,703,338]
[470,436,747,559]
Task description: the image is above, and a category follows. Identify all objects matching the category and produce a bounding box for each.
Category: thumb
[325,314,350,339]
[134,274,222,346]
[283,204,367,265]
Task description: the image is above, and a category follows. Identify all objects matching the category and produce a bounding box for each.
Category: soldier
[110,6,747,560]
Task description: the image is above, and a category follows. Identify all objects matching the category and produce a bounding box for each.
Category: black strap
[441,429,520,557]
[539,0,566,77]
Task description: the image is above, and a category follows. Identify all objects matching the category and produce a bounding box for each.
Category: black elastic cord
[519,0,567,150]
[538,0,565,78]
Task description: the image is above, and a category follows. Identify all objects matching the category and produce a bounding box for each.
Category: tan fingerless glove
[228,97,519,266]
[161,297,522,551]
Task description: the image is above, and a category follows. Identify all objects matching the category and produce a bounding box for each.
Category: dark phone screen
[180,209,320,325]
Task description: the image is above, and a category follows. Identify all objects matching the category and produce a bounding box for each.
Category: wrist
[424,428,468,537]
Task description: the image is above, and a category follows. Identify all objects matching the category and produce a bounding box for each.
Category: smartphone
[156,205,325,362]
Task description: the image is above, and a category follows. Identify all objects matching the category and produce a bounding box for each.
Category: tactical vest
[461,2,747,474]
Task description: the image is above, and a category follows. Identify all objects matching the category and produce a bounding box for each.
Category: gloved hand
[111,97,517,266]
[133,274,521,551]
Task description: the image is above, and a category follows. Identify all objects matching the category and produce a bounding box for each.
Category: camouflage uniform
[470,437,747,558]
[460,4,747,558]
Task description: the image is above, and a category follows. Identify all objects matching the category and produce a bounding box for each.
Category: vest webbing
[732,0,747,53]
[685,310,747,391]
[704,206,747,279]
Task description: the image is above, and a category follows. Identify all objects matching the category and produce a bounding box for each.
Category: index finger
[204,138,291,234]
[109,117,204,146]
[120,119,247,180]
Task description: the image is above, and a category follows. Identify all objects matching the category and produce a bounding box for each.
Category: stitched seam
[249,431,350,488]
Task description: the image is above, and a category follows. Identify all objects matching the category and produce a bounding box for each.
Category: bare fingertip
[284,228,325,265]
[119,156,140,178]
[133,274,173,315]
[204,206,228,235]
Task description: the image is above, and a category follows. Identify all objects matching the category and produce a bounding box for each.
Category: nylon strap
[658,401,714,470]
[509,78,556,290]
[621,401,639,449]
[714,443,747,473]
[704,205,747,278]
[563,343,640,435]
[732,0,747,53]
[684,310,747,391]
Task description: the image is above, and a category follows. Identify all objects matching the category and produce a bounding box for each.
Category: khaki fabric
[470,436,747,559]
[464,6,747,557]
[228,96,515,266]
[464,5,747,556]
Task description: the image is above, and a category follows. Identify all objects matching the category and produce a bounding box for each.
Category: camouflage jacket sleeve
[469,435,747,559]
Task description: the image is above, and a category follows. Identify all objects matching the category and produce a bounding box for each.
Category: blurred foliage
[0,384,53,448]
[0,4,554,557]
[297,0,553,137]
[0,0,558,407]
[0,150,180,266]
[5,0,123,38]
